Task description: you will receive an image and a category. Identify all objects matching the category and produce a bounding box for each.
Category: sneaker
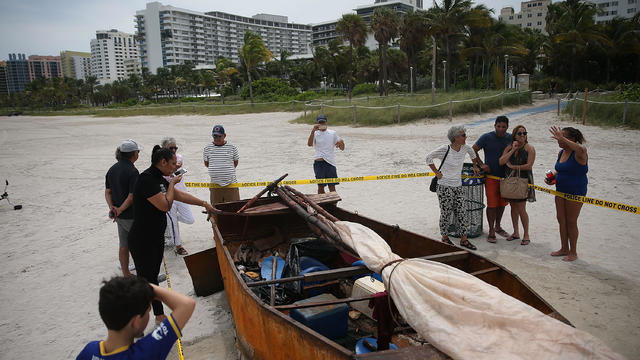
[117,263,136,271]
[157,273,167,283]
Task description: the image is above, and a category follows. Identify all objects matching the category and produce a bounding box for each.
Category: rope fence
[557,90,640,125]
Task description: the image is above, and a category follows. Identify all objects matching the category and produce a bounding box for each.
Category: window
[518,14,522,18]
[629,0,636,4]
[527,22,532,26]
[538,12,543,16]
[509,15,514,19]
[537,21,542,25]
[629,7,636,12]
[528,13,532,17]
[612,1,618,5]
[612,10,617,14]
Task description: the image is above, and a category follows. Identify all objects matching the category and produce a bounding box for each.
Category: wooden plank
[243,192,341,214]
[275,294,375,311]
[248,251,469,288]
[355,344,449,359]
[470,266,500,276]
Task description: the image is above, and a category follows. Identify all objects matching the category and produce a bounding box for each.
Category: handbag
[429,146,450,192]
[500,168,529,199]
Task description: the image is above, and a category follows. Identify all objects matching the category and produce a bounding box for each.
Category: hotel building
[499,0,551,34]
[90,29,140,85]
[60,51,91,80]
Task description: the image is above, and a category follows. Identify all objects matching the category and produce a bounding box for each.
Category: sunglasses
[213,134,223,138]
[458,133,467,137]
[517,131,528,136]
[169,146,178,151]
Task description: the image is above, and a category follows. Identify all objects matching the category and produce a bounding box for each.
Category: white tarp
[333,221,625,360]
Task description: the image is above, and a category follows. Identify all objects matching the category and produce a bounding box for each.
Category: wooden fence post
[397,104,401,124]
[291,100,294,112]
[321,103,324,114]
[582,88,589,125]
[623,100,628,124]
[501,92,504,109]
[353,104,357,124]
[572,92,577,122]
[449,100,453,122]
[304,104,307,118]
[517,89,521,106]
[478,97,481,114]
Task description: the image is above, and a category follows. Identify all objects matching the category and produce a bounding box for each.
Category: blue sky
[1,0,518,58]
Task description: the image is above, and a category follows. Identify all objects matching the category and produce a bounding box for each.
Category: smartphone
[174,168,187,176]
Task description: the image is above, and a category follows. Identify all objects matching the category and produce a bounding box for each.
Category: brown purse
[500,168,529,199]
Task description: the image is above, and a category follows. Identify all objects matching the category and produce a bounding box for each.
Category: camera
[174,168,187,176]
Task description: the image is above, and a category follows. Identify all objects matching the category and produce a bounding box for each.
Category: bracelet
[202,201,207,207]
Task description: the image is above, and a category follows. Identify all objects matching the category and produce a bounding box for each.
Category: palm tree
[336,14,367,99]
[238,31,273,104]
[399,10,428,91]
[546,0,607,92]
[371,7,400,96]
[425,0,473,91]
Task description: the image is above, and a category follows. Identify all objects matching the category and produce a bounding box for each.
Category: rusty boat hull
[211,195,570,359]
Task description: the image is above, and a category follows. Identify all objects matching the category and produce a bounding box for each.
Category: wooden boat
[210,193,570,359]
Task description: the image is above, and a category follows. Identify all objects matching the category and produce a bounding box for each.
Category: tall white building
[90,29,139,84]
[499,0,551,34]
[60,51,91,80]
[312,0,423,48]
[586,0,638,23]
[135,2,313,74]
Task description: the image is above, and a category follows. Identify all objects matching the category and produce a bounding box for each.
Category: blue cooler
[289,293,348,339]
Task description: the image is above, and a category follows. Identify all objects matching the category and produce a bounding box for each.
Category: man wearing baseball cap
[203,124,240,205]
[105,139,141,276]
[307,114,345,194]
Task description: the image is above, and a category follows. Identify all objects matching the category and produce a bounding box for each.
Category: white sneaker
[117,263,136,271]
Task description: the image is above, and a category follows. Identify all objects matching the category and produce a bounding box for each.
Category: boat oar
[283,185,339,222]
[270,256,277,306]
[237,173,288,213]
[275,187,356,256]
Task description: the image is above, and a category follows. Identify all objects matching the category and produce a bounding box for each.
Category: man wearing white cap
[105,139,141,277]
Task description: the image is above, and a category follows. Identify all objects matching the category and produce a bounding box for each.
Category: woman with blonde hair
[499,125,536,245]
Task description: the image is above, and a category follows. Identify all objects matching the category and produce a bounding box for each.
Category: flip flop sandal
[496,229,510,238]
[487,235,497,243]
[506,235,520,241]
[175,247,189,256]
[521,239,530,246]
[442,238,454,246]
[460,240,477,250]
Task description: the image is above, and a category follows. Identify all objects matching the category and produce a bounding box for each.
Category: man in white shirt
[203,124,239,205]
[307,114,345,194]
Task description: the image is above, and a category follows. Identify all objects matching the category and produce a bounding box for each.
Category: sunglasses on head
[517,131,528,136]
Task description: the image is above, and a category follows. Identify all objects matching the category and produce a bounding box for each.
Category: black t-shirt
[129,166,169,245]
[105,159,139,219]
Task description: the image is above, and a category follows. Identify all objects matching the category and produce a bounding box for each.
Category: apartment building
[312,0,422,48]
[499,0,551,34]
[60,51,91,80]
[135,2,312,73]
[90,29,139,85]
[5,53,30,94]
[0,61,8,95]
[587,0,639,23]
[27,55,62,82]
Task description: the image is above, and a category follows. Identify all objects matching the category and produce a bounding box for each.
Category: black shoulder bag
[429,145,450,192]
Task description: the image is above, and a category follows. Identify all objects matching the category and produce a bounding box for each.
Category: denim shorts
[313,160,338,187]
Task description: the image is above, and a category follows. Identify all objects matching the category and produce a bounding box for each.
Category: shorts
[485,178,508,208]
[313,160,338,187]
[210,187,240,205]
[116,218,133,248]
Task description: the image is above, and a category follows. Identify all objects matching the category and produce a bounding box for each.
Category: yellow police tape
[185,172,639,215]
[162,257,185,360]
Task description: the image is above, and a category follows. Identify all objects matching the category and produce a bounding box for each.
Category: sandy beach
[0,100,638,359]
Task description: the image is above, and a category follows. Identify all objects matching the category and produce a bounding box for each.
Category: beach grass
[562,94,640,129]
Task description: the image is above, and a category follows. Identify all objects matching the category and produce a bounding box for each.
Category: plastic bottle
[545,170,556,184]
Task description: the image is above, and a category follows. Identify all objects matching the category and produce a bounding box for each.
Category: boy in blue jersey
[76,276,195,360]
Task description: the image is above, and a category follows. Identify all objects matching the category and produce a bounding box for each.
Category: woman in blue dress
[546,126,588,262]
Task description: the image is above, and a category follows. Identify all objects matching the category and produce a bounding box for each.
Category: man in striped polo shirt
[203,124,239,205]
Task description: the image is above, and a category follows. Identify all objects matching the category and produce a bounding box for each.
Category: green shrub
[294,91,319,101]
[352,83,377,96]
[615,83,640,101]
[240,78,298,100]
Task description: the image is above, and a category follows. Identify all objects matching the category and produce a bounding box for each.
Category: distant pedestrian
[162,137,193,256]
[105,139,141,277]
[426,125,481,250]
[203,124,240,205]
[75,276,195,360]
[473,116,512,243]
[307,114,345,194]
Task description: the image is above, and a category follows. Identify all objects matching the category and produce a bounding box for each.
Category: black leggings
[130,238,165,316]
